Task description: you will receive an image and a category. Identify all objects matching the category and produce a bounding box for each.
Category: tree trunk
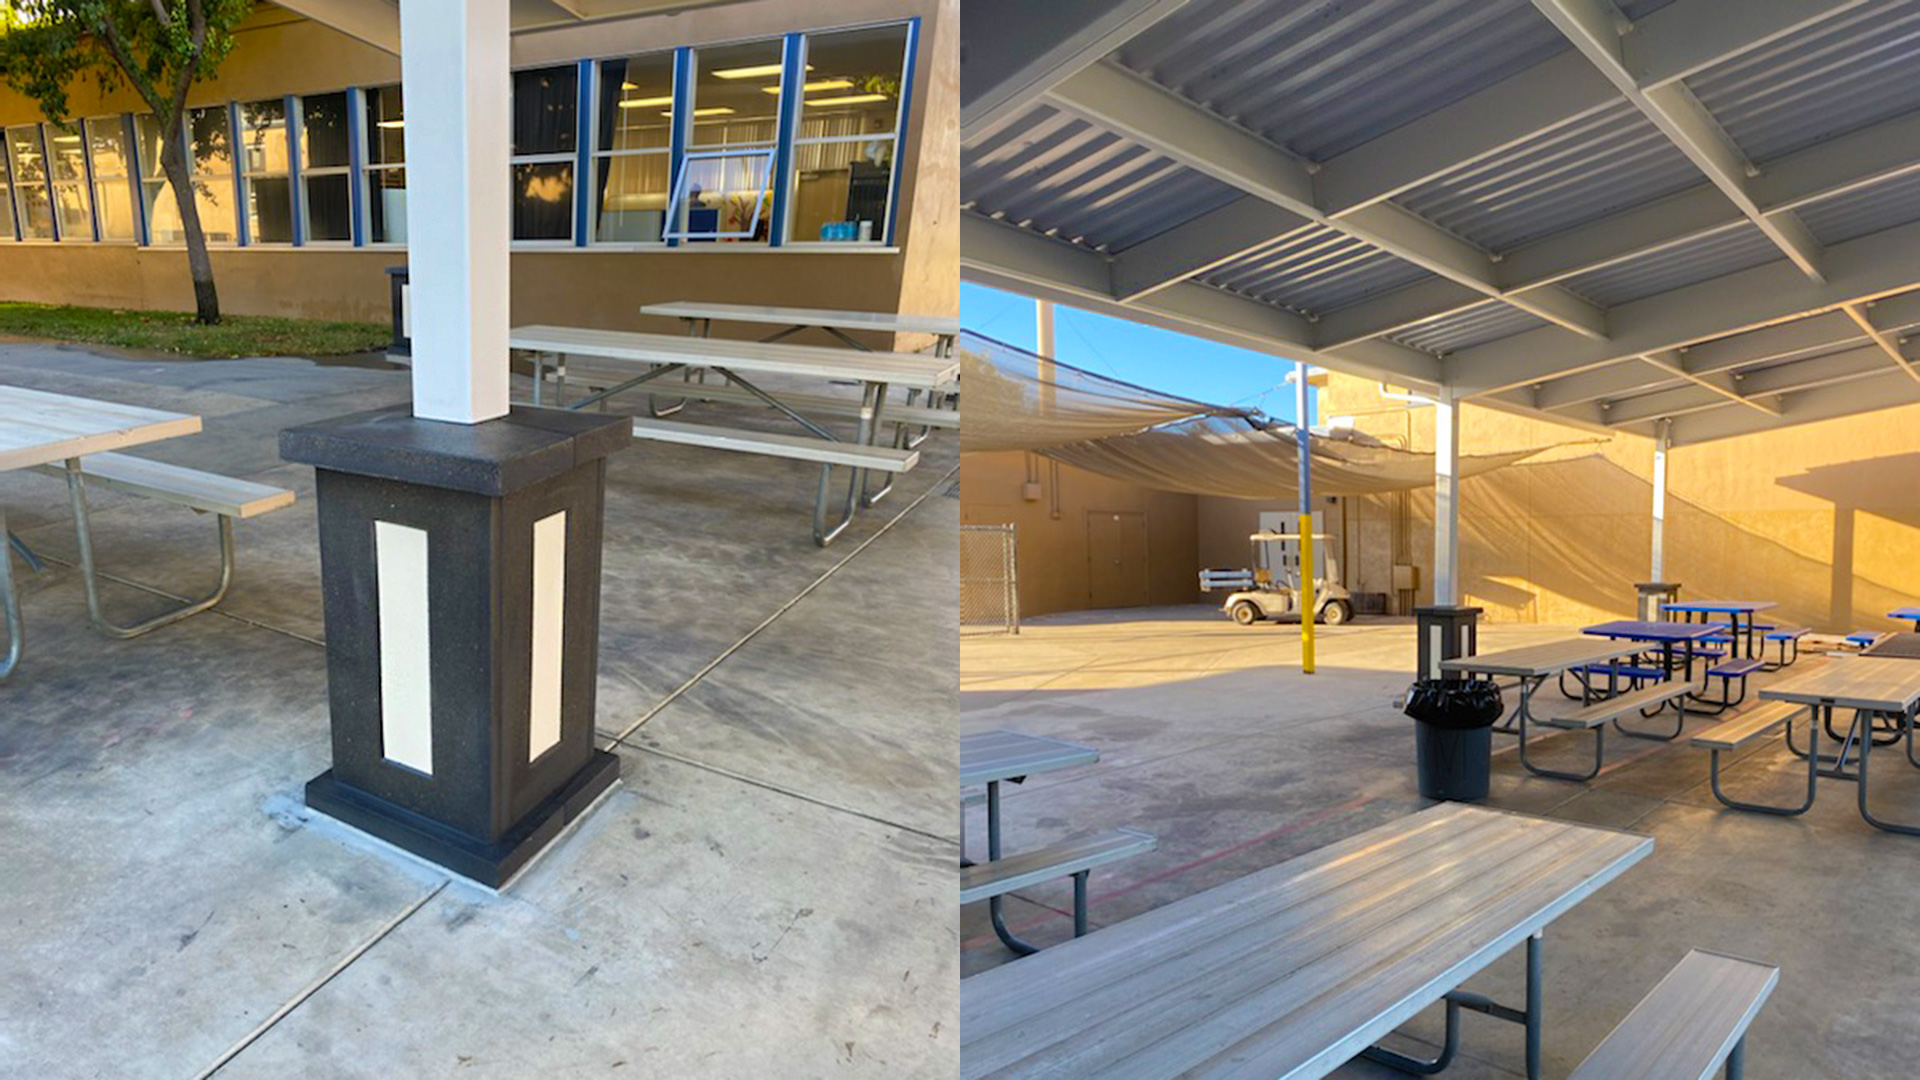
[158,133,221,325]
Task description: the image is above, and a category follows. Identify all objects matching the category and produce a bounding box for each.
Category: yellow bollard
[1299,514,1316,675]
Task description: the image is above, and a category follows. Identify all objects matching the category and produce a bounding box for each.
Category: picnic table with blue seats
[1890,606,1920,630]
[1661,599,1777,659]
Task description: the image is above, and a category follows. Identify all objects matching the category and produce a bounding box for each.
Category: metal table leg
[1364,930,1544,1079]
[1710,711,1818,815]
[1857,706,1920,835]
[1493,674,1547,735]
[985,780,1040,955]
[0,507,23,680]
[860,380,893,508]
[1518,710,1605,781]
[63,459,237,638]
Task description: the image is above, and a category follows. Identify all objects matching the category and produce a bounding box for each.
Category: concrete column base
[282,404,631,887]
[1415,604,1482,681]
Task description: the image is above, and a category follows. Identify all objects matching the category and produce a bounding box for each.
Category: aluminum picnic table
[961,804,1653,1080]
[1662,599,1778,659]
[1440,638,1646,734]
[1761,657,1920,835]
[640,301,961,357]
[0,386,202,680]
[961,729,1100,955]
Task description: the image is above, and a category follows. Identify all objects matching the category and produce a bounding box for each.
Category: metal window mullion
[78,119,101,241]
[666,47,692,249]
[0,135,17,241]
[227,102,249,246]
[767,32,806,247]
[36,125,60,242]
[286,94,305,246]
[884,16,920,248]
[124,114,147,246]
[574,59,593,247]
[346,86,367,247]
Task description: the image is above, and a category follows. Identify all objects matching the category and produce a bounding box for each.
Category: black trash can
[1404,678,1504,801]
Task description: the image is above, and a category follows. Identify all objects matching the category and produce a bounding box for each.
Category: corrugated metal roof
[1386,300,1548,355]
[960,102,1243,253]
[1796,169,1920,246]
[1394,99,1700,253]
[1113,0,1570,162]
[1561,224,1783,306]
[1686,0,1920,164]
[1197,223,1431,317]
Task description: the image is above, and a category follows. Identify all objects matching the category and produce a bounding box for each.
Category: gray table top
[960,730,1099,788]
[1761,656,1920,713]
[961,804,1651,1080]
[1440,637,1646,678]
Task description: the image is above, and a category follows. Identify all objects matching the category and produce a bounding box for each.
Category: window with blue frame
[46,122,94,240]
[139,108,238,244]
[787,24,910,246]
[8,126,54,239]
[676,38,786,243]
[363,84,407,244]
[86,118,136,241]
[0,19,916,252]
[512,65,578,242]
[240,98,294,243]
[301,92,354,242]
[593,50,675,243]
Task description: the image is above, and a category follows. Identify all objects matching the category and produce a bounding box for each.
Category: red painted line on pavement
[963,792,1377,950]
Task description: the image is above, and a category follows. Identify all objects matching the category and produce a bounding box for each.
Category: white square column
[1651,419,1671,581]
[1432,386,1460,607]
[401,0,512,425]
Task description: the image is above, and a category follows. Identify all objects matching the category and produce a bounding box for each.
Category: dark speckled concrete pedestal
[282,404,631,887]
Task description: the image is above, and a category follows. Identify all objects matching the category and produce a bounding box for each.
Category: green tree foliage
[0,0,255,322]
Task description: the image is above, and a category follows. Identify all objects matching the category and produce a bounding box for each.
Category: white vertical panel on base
[375,521,434,774]
[528,511,567,762]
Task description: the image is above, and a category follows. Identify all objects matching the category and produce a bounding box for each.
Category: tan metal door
[1086,510,1150,609]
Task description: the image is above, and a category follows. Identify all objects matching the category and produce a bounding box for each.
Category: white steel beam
[1109,197,1312,302]
[961,213,1444,390]
[1433,387,1461,607]
[1327,109,1920,347]
[1650,419,1669,580]
[1444,218,1920,396]
[1626,0,1875,88]
[1666,368,1920,445]
[1045,62,1609,339]
[960,0,1190,143]
[1636,350,1781,416]
[1530,0,1826,280]
[1842,302,1920,386]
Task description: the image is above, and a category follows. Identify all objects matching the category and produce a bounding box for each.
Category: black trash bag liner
[1404,678,1505,730]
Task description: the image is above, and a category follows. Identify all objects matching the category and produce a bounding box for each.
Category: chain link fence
[961,524,1019,635]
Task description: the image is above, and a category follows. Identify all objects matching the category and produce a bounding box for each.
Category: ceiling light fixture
[711,63,810,79]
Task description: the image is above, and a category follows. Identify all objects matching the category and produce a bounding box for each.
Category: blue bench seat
[1764,627,1808,641]
[1708,658,1763,678]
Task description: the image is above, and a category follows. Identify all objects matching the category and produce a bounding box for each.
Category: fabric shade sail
[959,332,1562,499]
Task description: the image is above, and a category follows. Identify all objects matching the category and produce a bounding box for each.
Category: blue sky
[962,283,1312,425]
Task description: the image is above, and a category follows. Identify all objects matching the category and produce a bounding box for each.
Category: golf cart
[1199,530,1354,627]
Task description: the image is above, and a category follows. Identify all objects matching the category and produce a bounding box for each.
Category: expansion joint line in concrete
[616,739,957,847]
[600,463,959,750]
[189,879,450,1079]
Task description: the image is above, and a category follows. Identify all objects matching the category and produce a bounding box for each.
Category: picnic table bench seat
[27,451,295,638]
[1565,948,1776,1080]
[1691,702,1813,815]
[1545,678,1698,731]
[1528,678,1700,779]
[961,827,1156,938]
[1761,627,1809,669]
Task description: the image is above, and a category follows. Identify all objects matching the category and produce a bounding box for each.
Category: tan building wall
[0,0,957,344]
[961,452,1200,618]
[1294,373,1920,632]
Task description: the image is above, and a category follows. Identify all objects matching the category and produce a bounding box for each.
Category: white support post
[1651,419,1671,581]
[401,0,512,425]
[1433,386,1461,607]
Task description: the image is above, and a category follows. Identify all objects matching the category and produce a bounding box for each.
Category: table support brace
[984,779,1041,956]
[1363,931,1543,1079]
[64,460,236,639]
